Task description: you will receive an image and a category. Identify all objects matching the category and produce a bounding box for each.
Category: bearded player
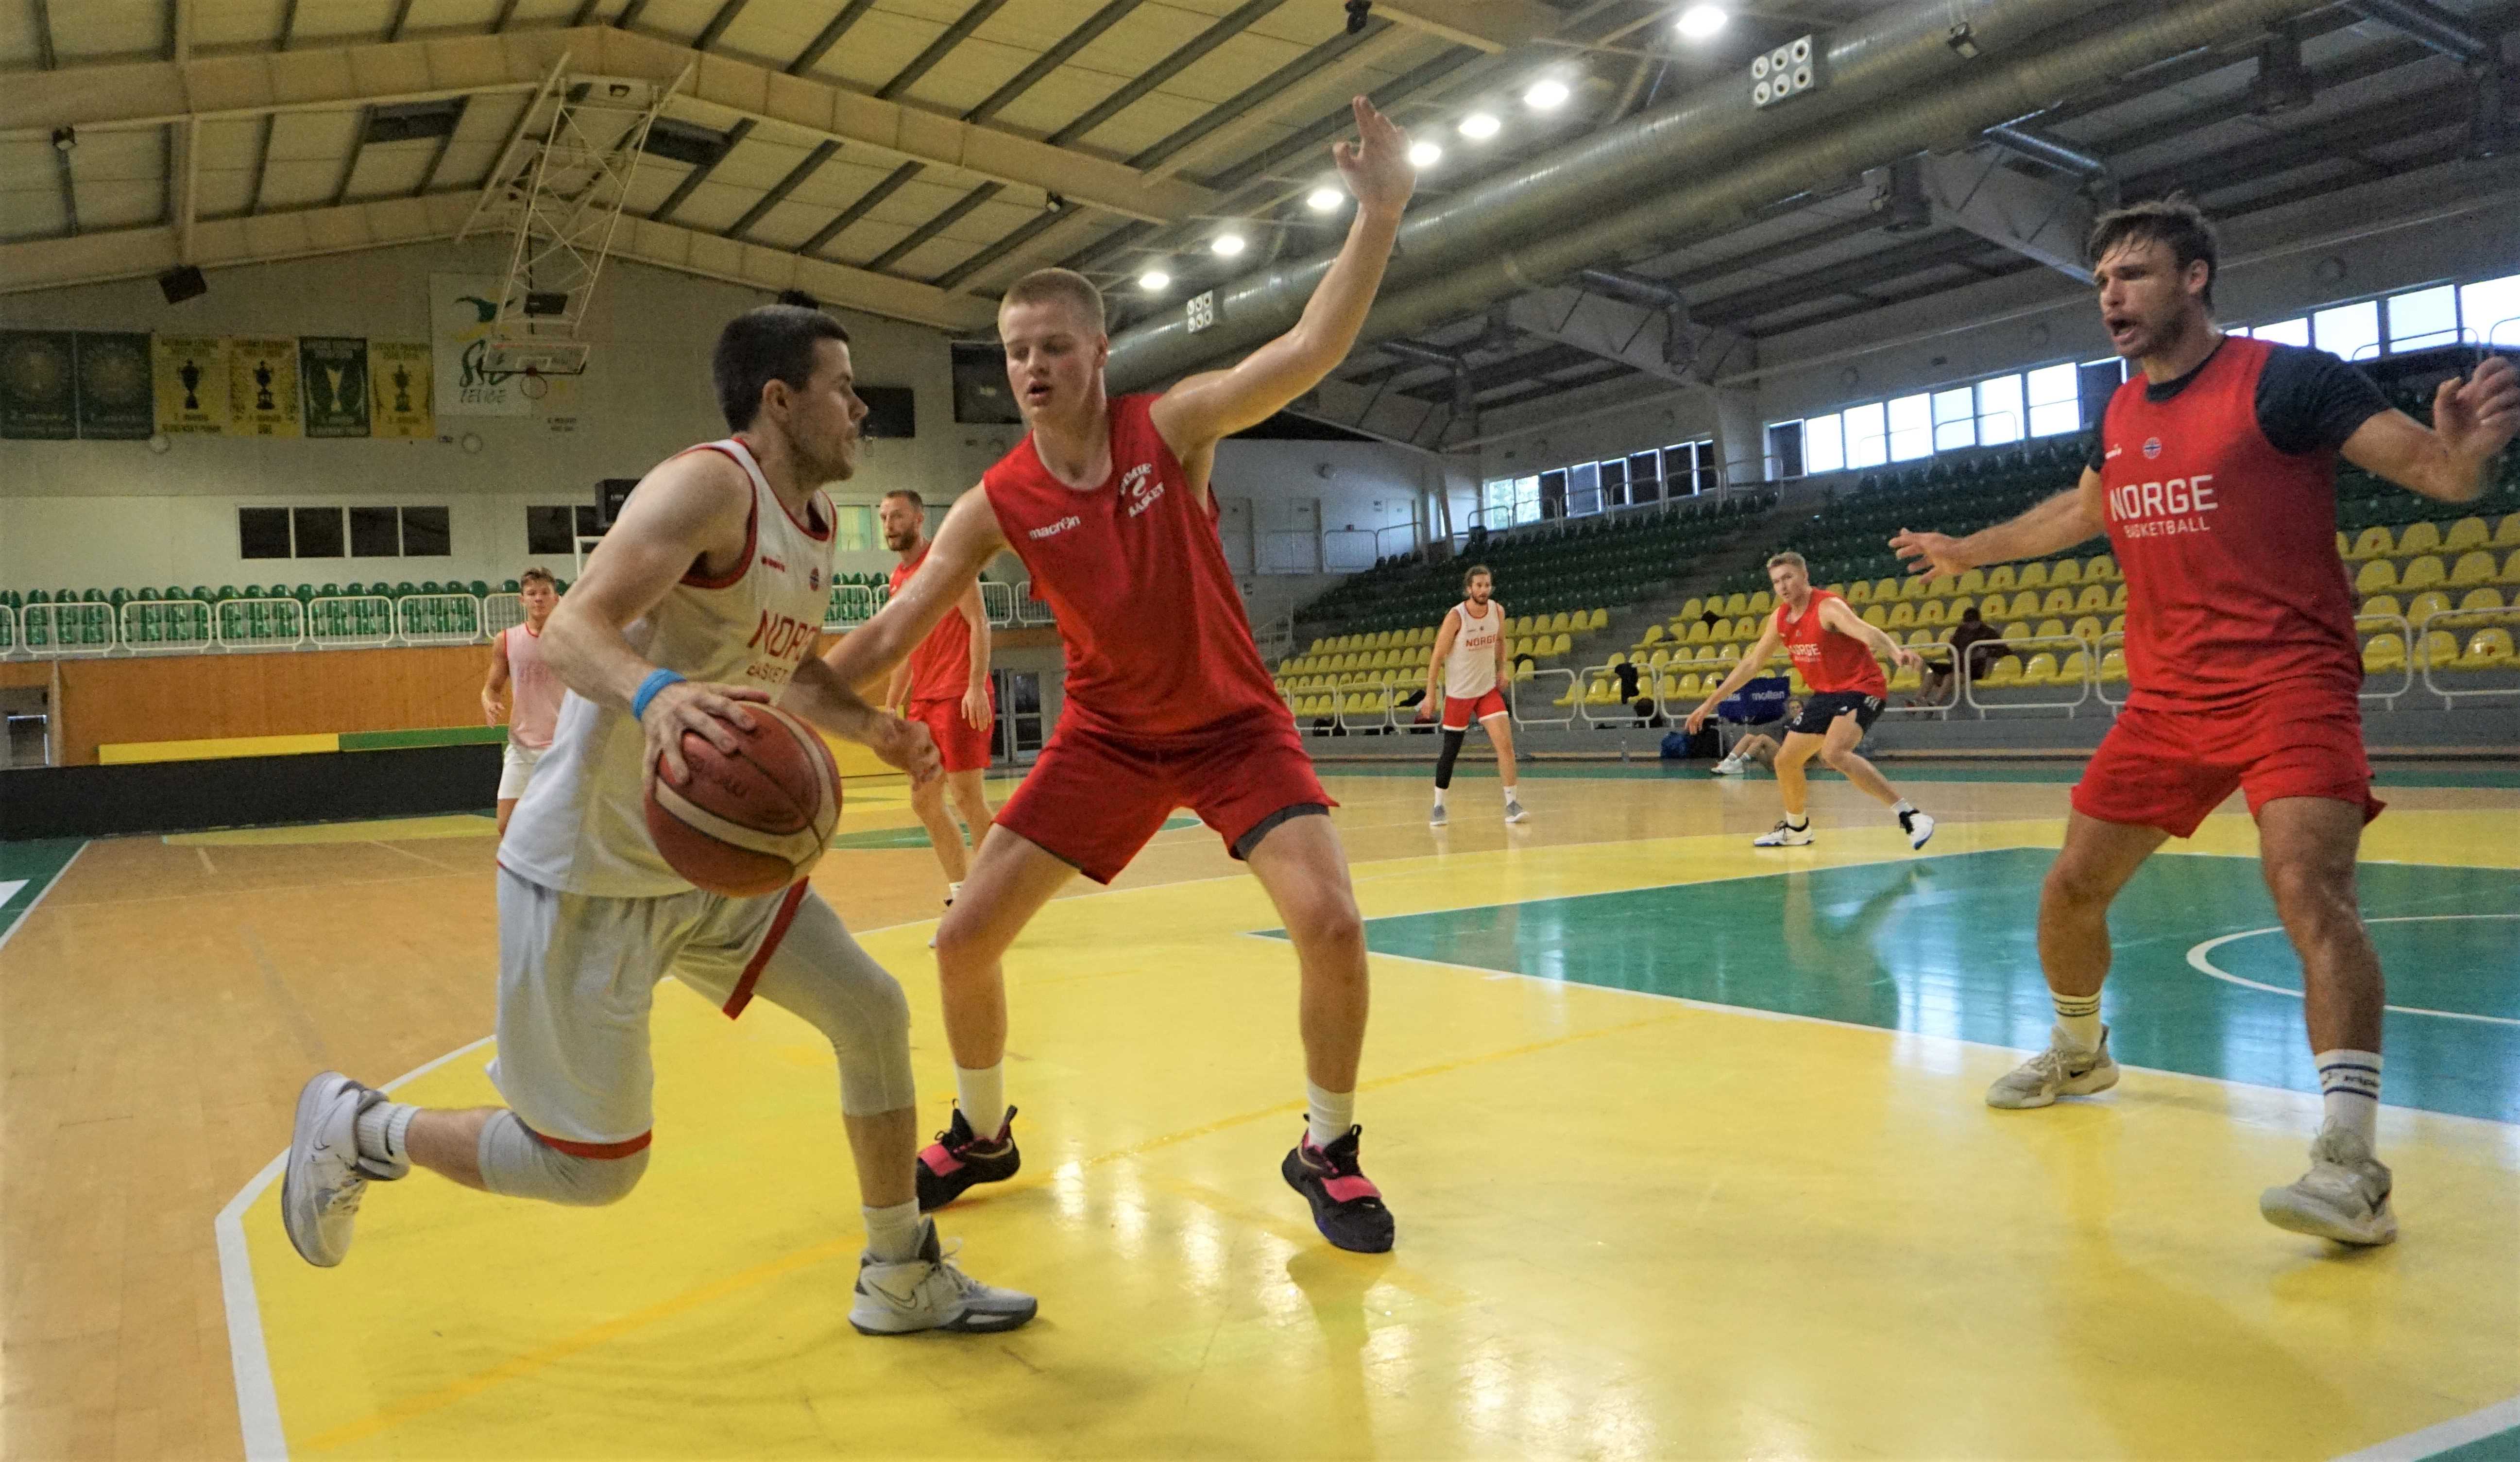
[825,98,1414,1254]
[279,303,1036,1334]
[1684,552,1933,849]
[879,488,996,916]
[1892,199,2520,1246]
[1416,563,1526,825]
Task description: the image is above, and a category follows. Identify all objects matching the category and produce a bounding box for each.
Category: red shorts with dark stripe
[1442,687,1509,732]
[993,707,1335,884]
[2071,680,2383,838]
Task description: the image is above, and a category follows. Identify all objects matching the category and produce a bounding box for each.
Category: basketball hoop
[519,367,549,401]
[482,338,591,379]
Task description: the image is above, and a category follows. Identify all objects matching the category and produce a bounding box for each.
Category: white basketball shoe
[850,1219,1039,1335]
[1985,1025,2120,1108]
[2261,1124,2398,1246]
[282,1071,405,1268]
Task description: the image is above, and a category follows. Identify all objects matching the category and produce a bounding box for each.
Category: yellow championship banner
[228,336,301,438]
[153,336,231,436]
[367,340,434,439]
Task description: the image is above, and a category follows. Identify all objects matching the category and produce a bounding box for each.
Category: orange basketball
[643,704,841,897]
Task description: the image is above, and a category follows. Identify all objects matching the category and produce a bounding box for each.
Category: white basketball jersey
[501,438,837,898]
[1444,600,1502,698]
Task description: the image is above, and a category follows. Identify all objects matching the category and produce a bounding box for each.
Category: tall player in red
[879,488,995,916]
[824,98,1413,1253]
[1893,200,2519,1246]
[1683,551,1932,849]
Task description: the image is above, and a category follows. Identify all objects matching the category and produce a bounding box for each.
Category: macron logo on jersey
[2109,472,2218,540]
[1029,514,1082,540]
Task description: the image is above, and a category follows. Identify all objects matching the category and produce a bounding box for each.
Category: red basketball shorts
[994,708,1336,884]
[2071,681,2383,838]
[1442,686,1510,732]
[906,694,994,775]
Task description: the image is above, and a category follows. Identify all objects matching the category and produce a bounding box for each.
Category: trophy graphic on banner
[392,363,412,413]
[323,365,345,413]
[254,359,275,412]
[179,357,202,410]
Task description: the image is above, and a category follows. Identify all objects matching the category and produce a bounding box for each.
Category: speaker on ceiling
[157,265,207,305]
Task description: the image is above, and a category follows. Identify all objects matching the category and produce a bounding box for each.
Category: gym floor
[2,760,2514,1460]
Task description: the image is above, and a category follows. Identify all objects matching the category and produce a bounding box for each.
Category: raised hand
[1333,96,1415,216]
[2435,354,2520,464]
[1890,526,1971,578]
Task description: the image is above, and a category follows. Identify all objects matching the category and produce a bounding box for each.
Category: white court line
[2332,1398,2520,1462]
[2187,915,2520,1028]
[0,842,87,956]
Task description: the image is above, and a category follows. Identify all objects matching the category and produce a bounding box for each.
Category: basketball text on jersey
[743,610,822,681]
[1121,461,1164,517]
[2108,474,2218,539]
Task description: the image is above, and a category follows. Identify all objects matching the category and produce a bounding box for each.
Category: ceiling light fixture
[1307,186,1345,212]
[1211,233,1246,257]
[1140,269,1171,292]
[1408,139,1443,168]
[1524,78,1570,110]
[1458,112,1500,139]
[1676,5,1727,41]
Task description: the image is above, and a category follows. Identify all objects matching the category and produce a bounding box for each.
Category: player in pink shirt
[482,567,564,838]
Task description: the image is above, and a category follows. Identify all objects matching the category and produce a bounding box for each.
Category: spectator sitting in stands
[1922,607,2005,705]
[1711,699,1801,775]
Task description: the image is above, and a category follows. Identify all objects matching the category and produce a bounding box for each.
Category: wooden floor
[3,762,2515,1460]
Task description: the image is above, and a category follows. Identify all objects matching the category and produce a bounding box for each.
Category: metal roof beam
[800,159,921,256]
[880,0,1009,101]
[787,0,880,76]
[867,182,1002,274]
[1923,151,2096,281]
[1047,0,1290,147]
[725,137,836,239]
[964,0,1145,124]
[648,116,751,223]
[694,0,749,52]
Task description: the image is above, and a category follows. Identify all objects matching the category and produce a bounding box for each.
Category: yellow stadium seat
[2002,621,2031,642]
[2401,555,2446,591]
[1983,654,2025,687]
[2459,587,2506,611]
[1918,599,1948,626]
[1679,673,1703,696]
[2336,531,2350,559]
[1887,601,1917,628]
[1900,576,1930,600]
[1787,668,1810,694]
[1976,593,2008,620]
[1647,648,1671,669]
[1861,605,1889,627]
[1584,608,1608,631]
[1889,663,1921,692]
[2058,650,2092,685]
[2020,653,2060,686]
[1515,662,1536,682]
[2006,591,2042,620]
[1550,632,1571,655]
[2359,595,2402,620]
[2109,583,2129,610]
[2495,513,2520,547]
[2098,648,2128,683]
[1983,565,2017,592]
[2348,526,2395,560]
[2503,550,2520,585]
[1549,611,1572,632]
[2398,521,2443,556]
[1719,644,1742,664]
[1746,593,1771,616]
[1607,651,1627,668]
[2085,554,2117,581]
[1551,679,1580,707]
[1685,621,1710,643]
[1696,644,1724,664]
[2042,587,2075,615]
[1585,677,1615,704]
[2415,629,2459,668]
[1907,629,1938,646]
[1638,624,1665,646]
[2407,590,2452,622]
[2354,559,2399,595]
[2035,619,2068,640]
[2452,550,2497,586]
[1847,580,1873,603]
[2444,516,2489,552]
[1736,615,1763,639]
[2048,559,2080,586]
[1679,597,1703,619]
[2018,562,2049,590]
[1925,573,1959,598]
[2071,584,2107,613]
[2070,616,2103,643]
[2458,627,2514,670]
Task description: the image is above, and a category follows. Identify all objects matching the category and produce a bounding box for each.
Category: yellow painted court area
[223,803,2520,1461]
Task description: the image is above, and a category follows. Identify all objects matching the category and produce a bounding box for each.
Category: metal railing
[1260,529,1320,574]
[1513,667,1580,727]
[1336,682,1396,734]
[1960,633,2097,716]
[211,597,306,651]
[824,583,885,630]
[2417,605,2520,705]
[2353,612,2415,710]
[1322,529,1379,573]
[115,599,214,654]
[309,594,398,648]
[482,593,526,637]
[1014,580,1054,626]
[0,603,13,655]
[21,602,116,657]
[395,593,485,646]
[979,580,1018,627]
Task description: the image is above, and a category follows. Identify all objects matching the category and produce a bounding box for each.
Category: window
[526,505,575,555]
[1514,475,1542,525]
[2251,316,2310,347]
[292,506,344,559]
[1842,402,1888,469]
[1627,450,1662,504]
[1538,469,1567,520]
[1599,457,1628,509]
[239,507,291,560]
[831,503,875,552]
[1884,394,1930,462]
[1673,439,1719,495]
[1931,388,1976,453]
[2461,273,2520,351]
[1566,461,1601,516]
[1976,375,2024,446]
[2388,285,2459,351]
[401,506,450,557]
[2077,360,2124,430]
[1803,413,1845,475]
[1482,479,1514,530]
[350,505,401,557]
[2026,363,2079,437]
[1765,422,1804,480]
[2315,300,2382,363]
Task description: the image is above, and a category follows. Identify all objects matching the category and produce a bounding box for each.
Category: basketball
[643,704,841,897]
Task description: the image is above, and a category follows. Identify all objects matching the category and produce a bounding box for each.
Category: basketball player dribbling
[280,303,1037,1334]
[1892,199,2520,1245]
[823,97,1416,1253]
[1684,552,1934,849]
[482,566,563,839]
[879,488,996,918]
[1415,563,1526,825]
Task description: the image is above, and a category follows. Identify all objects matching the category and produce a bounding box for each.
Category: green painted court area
[1342,850,2520,1124]
[0,838,85,946]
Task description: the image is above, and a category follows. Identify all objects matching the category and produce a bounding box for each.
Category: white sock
[946,880,962,905]
[1893,798,1917,817]
[1783,811,1808,828]
[1430,786,1446,808]
[1502,783,1518,802]
[862,1200,923,1263]
[2316,1049,2382,1147]
[954,1064,1006,1140]
[2051,991,2102,1051]
[1306,1082,1355,1151]
[353,1100,418,1168]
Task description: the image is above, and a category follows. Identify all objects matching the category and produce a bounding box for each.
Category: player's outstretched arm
[541,451,769,784]
[1149,98,1414,458]
[783,657,941,786]
[481,631,511,725]
[959,580,994,730]
[1686,624,1780,733]
[1820,597,1921,670]
[1418,608,1458,720]
[2342,355,2520,502]
[821,489,1009,689]
[1890,469,2107,577]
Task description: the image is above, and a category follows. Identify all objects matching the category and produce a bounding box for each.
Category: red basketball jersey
[982,393,1285,738]
[1774,588,1887,696]
[2096,336,2359,711]
[888,543,973,703]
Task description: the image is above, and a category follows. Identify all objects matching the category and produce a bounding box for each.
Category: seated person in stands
[1922,607,2005,704]
[1712,698,1800,774]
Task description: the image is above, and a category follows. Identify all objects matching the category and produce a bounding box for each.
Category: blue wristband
[630,668,686,721]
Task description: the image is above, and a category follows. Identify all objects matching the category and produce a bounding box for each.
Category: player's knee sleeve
[756,942,917,1117]
[1435,730,1465,788]
[477,1110,648,1207]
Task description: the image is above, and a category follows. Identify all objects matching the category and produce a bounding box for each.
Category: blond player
[482,567,563,838]
[1415,563,1525,824]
